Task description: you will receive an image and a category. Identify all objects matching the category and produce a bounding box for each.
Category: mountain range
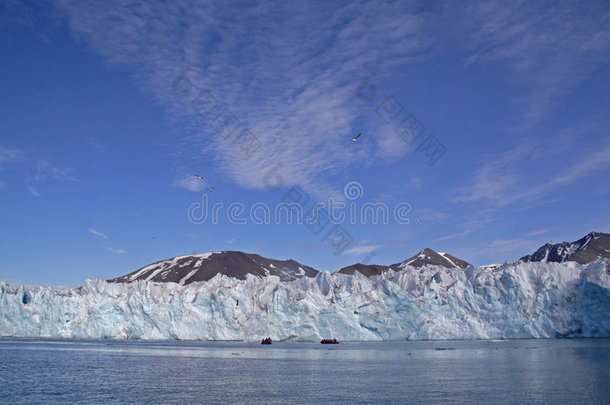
[109,231,610,283]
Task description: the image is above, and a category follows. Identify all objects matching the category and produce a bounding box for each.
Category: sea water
[0,338,608,404]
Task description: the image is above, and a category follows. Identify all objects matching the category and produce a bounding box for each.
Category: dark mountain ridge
[109,251,319,285]
[520,232,610,264]
[336,248,470,277]
[109,232,609,283]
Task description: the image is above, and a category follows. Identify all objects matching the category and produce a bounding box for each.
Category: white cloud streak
[488,239,538,253]
[28,186,41,197]
[528,229,549,237]
[34,160,80,183]
[343,244,380,256]
[550,147,610,186]
[88,228,109,240]
[172,175,206,192]
[451,138,610,209]
[0,144,23,166]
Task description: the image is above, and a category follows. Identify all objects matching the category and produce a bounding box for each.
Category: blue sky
[1,0,609,286]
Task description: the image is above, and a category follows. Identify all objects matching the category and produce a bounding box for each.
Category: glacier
[1,260,609,341]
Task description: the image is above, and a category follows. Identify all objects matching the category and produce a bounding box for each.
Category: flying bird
[206,186,215,192]
[195,174,204,181]
[351,133,361,142]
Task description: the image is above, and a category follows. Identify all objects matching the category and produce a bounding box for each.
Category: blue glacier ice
[1,260,609,340]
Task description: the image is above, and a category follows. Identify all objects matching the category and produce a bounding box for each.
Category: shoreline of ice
[1,260,609,341]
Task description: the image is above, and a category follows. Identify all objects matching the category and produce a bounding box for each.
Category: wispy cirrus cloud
[443,1,610,225]
[50,0,609,201]
[434,219,486,242]
[528,229,549,237]
[513,199,560,213]
[28,186,41,197]
[0,144,23,166]
[89,229,126,254]
[452,237,540,265]
[34,160,80,183]
[50,0,430,197]
[458,0,610,127]
[1,144,88,191]
[549,147,610,186]
[84,135,106,152]
[488,239,538,253]
[88,228,109,240]
[172,175,206,193]
[450,139,555,207]
[451,136,610,210]
[443,136,610,243]
[343,244,380,256]
[433,207,499,242]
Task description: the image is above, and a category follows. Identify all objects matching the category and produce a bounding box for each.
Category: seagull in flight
[195,174,204,181]
[206,186,215,192]
[351,133,361,142]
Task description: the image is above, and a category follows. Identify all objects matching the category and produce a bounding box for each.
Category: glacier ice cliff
[1,260,609,341]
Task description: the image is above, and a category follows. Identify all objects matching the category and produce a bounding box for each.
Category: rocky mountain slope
[109,251,319,284]
[391,248,470,270]
[336,263,390,277]
[520,232,610,264]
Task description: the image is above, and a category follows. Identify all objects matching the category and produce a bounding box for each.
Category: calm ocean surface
[0,338,608,404]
